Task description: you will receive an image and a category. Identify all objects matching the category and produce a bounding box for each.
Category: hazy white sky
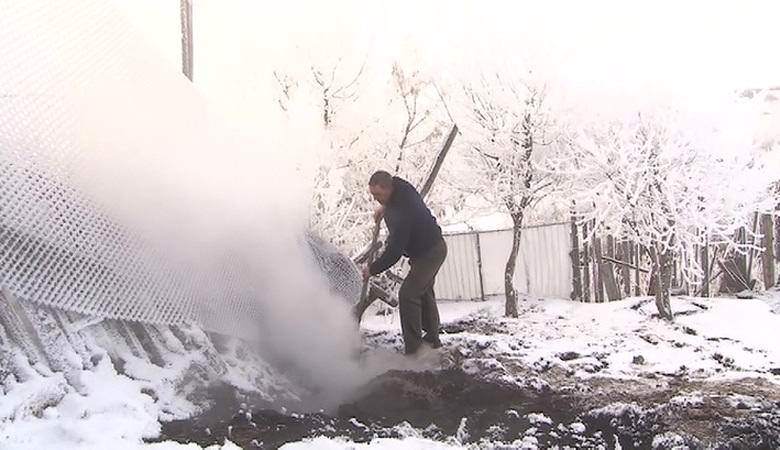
[115,0,780,91]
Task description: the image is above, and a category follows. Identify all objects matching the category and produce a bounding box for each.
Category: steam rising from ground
[27,0,424,411]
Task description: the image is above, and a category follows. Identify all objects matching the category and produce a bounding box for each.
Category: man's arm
[369,218,410,275]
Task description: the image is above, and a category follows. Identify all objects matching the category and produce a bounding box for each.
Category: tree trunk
[651,246,674,321]
[504,214,523,318]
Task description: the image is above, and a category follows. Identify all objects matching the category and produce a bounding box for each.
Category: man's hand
[362,265,371,281]
[373,206,384,224]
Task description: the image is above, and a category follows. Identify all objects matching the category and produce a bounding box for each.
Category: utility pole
[180,0,193,81]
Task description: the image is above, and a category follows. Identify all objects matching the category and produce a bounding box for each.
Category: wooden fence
[569,213,778,302]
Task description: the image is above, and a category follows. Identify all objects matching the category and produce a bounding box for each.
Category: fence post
[762,213,775,289]
[622,241,631,295]
[570,213,583,302]
[474,232,486,302]
[775,212,780,280]
[634,244,642,296]
[592,230,605,302]
[701,235,710,297]
[582,221,592,302]
[602,235,621,301]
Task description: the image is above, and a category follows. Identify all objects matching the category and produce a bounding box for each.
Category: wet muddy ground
[153,306,780,449]
[154,367,780,449]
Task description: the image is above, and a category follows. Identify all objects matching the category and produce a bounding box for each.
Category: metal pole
[475,232,486,301]
[180,0,194,81]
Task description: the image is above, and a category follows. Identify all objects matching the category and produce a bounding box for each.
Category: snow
[526,413,553,426]
[0,322,298,450]
[651,432,688,450]
[4,293,779,449]
[366,295,780,381]
[588,402,647,418]
[725,393,763,409]
[675,298,779,352]
[569,422,586,434]
[0,358,161,449]
[668,392,705,408]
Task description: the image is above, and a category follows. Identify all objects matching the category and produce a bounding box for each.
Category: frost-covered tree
[280,60,450,255]
[558,100,777,320]
[457,73,561,317]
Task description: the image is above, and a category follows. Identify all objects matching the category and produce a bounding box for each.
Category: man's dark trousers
[398,237,447,354]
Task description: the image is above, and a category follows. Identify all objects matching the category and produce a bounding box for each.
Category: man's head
[368,170,394,204]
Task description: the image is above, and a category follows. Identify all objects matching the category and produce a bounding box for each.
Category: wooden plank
[592,232,605,302]
[419,124,459,199]
[634,244,642,296]
[761,213,775,289]
[581,221,591,302]
[775,213,780,264]
[601,255,650,273]
[601,262,622,301]
[701,237,710,297]
[614,239,624,294]
[601,235,621,301]
[353,240,383,264]
[569,213,583,302]
[746,212,760,282]
[735,228,748,283]
[354,224,381,321]
[718,258,751,292]
[622,241,631,294]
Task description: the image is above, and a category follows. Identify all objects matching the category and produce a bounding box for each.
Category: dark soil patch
[719,411,780,449]
[439,316,506,335]
[152,369,679,449]
[151,361,780,449]
[557,351,581,361]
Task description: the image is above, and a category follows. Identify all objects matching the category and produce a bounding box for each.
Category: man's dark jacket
[369,177,442,275]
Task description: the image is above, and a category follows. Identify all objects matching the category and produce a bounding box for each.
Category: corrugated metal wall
[436,222,573,301]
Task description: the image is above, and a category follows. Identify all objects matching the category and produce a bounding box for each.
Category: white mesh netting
[0,1,361,335]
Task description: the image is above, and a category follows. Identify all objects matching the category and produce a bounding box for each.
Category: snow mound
[526,413,553,426]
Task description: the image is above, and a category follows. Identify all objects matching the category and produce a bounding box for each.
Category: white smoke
[21,0,425,411]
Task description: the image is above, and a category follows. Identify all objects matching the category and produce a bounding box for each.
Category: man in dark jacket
[362,170,447,355]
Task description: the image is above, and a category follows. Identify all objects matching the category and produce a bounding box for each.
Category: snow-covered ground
[0,321,300,450]
[365,295,780,381]
[2,293,779,449]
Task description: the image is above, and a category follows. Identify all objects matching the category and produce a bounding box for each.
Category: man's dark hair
[369,170,393,188]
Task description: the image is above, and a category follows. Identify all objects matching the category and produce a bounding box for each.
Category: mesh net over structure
[0,1,362,335]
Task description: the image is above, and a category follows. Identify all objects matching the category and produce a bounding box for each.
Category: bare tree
[390,64,441,174]
[460,74,559,317]
[558,105,776,320]
[273,70,297,112]
[311,58,365,129]
[297,61,449,255]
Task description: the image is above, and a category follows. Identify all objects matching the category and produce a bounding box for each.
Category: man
[362,170,447,355]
